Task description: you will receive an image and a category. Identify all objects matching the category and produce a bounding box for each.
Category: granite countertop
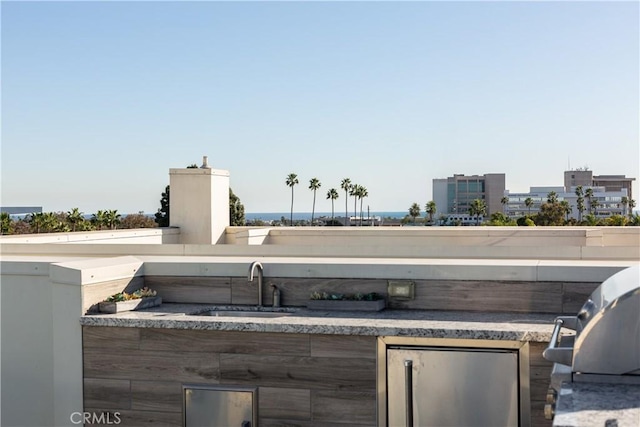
[553,381,640,427]
[80,303,558,341]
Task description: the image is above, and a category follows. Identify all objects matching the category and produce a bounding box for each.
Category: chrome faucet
[248,261,264,307]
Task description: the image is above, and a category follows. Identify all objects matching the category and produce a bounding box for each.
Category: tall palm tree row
[308,178,321,225]
[326,188,339,223]
[500,196,509,214]
[585,187,594,214]
[285,173,299,226]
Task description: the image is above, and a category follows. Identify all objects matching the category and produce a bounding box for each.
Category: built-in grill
[542,264,640,420]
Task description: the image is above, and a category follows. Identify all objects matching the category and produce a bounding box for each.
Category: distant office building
[432,173,506,217]
[564,170,634,200]
[0,206,42,215]
[504,186,629,219]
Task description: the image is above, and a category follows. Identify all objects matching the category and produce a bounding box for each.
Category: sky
[2,0,638,215]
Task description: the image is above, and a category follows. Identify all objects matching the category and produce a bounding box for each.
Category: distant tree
[606,215,627,226]
[229,188,245,226]
[350,184,359,225]
[326,188,339,223]
[468,199,486,225]
[585,187,594,214]
[285,173,299,226]
[66,208,84,232]
[629,199,637,219]
[425,201,437,224]
[1,212,13,235]
[308,178,321,226]
[340,178,351,226]
[501,196,509,214]
[120,213,157,229]
[91,210,107,230]
[535,202,564,226]
[629,213,640,226]
[28,212,46,233]
[105,210,121,230]
[524,197,534,215]
[487,212,516,226]
[409,203,421,224]
[155,185,170,227]
[357,186,368,226]
[591,199,600,216]
[546,191,559,204]
[620,196,629,217]
[559,200,572,223]
[575,186,585,222]
[186,164,198,168]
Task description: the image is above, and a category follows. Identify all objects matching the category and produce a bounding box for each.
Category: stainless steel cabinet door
[183,385,257,427]
[387,347,519,427]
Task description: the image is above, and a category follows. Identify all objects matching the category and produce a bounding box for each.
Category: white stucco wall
[1,262,54,427]
[169,167,230,244]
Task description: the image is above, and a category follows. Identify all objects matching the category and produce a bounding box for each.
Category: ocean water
[245,211,407,222]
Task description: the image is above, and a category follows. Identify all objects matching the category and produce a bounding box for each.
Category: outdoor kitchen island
[81,304,557,427]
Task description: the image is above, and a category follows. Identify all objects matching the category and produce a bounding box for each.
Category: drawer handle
[404,359,414,427]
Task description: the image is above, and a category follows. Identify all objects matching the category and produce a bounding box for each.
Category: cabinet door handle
[404,359,414,427]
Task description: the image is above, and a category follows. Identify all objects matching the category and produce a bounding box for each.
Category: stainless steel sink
[201,310,293,318]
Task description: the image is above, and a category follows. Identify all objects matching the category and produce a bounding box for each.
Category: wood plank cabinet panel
[84,347,219,382]
[310,335,376,359]
[259,387,311,420]
[131,381,182,412]
[140,329,310,356]
[220,354,376,390]
[83,378,131,410]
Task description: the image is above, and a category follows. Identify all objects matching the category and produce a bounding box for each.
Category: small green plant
[309,291,382,301]
[105,287,157,302]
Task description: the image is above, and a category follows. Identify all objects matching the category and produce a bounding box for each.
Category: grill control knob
[544,403,555,420]
[546,388,557,404]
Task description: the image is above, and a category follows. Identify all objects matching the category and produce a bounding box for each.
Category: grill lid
[544,265,640,375]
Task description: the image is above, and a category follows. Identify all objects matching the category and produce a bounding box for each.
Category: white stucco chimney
[169,157,230,244]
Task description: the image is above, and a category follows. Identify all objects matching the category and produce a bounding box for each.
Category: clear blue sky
[2,1,638,215]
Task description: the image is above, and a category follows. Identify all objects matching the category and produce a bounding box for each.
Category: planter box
[99,296,162,314]
[307,299,386,312]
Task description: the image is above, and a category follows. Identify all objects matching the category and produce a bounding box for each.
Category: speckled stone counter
[80,303,557,341]
[553,381,640,427]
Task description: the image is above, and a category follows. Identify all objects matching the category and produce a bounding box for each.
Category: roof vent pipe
[200,156,211,169]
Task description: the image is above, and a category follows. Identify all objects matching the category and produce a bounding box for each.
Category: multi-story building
[432,173,506,218]
[564,170,634,201]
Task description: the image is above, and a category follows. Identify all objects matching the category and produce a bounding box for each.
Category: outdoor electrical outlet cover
[388,281,415,299]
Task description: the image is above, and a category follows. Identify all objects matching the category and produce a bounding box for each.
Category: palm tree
[560,200,572,222]
[409,203,421,224]
[326,188,339,223]
[585,188,594,214]
[591,199,600,216]
[286,173,299,226]
[28,212,46,233]
[340,178,351,226]
[105,209,122,230]
[357,186,368,226]
[425,201,437,224]
[629,199,636,219]
[308,178,321,226]
[500,196,509,214]
[66,207,84,232]
[574,186,583,220]
[620,196,629,217]
[547,191,558,204]
[524,197,534,215]
[1,212,13,235]
[91,210,107,230]
[469,199,486,225]
[350,184,359,226]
